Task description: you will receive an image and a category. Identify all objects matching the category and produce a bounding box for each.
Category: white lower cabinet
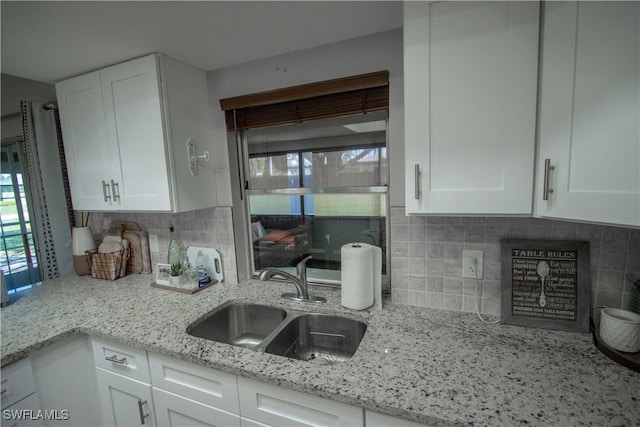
[240,417,270,427]
[148,352,240,427]
[365,410,427,427]
[91,336,151,384]
[148,353,239,414]
[95,368,155,427]
[31,334,100,426]
[91,337,155,427]
[1,357,42,427]
[1,357,38,410]
[237,376,363,427]
[88,337,423,427]
[152,388,240,427]
[2,394,43,427]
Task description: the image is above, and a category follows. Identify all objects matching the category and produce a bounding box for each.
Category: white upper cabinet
[55,72,114,211]
[99,55,172,211]
[404,1,540,215]
[56,54,217,212]
[534,2,640,227]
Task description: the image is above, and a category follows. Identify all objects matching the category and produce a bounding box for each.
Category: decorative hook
[187,138,210,176]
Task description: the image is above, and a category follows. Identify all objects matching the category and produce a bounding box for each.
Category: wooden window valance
[219,70,389,132]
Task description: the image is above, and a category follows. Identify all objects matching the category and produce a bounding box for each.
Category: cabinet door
[31,334,101,426]
[534,2,640,227]
[0,357,36,410]
[237,376,363,427]
[153,388,240,427]
[404,1,539,215]
[95,368,155,427]
[56,71,115,210]
[2,393,43,427]
[100,54,173,211]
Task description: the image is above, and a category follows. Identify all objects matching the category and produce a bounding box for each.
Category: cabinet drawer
[366,410,428,427]
[153,387,240,427]
[91,337,150,383]
[240,417,270,427]
[1,358,37,410]
[148,353,239,415]
[237,376,363,427]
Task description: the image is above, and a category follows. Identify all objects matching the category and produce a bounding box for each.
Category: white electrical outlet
[462,249,483,279]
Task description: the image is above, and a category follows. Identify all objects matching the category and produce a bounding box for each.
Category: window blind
[220,71,389,132]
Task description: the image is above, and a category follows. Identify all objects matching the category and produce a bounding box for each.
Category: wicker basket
[87,248,130,280]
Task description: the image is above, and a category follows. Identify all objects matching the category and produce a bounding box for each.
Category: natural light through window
[245,112,388,285]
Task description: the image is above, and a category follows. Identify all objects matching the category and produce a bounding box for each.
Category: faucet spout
[258,256,325,303]
[259,268,306,298]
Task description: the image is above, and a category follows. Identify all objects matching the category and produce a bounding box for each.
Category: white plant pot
[600,308,640,353]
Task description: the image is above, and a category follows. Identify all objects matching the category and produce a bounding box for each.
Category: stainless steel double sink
[187,301,367,364]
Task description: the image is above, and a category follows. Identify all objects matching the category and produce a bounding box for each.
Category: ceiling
[1,1,403,84]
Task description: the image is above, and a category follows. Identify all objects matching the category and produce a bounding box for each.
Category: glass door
[0,141,40,292]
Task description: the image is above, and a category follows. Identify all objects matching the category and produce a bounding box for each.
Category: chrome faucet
[258,256,326,303]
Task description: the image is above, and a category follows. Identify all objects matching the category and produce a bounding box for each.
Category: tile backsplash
[88,207,238,284]
[389,207,640,315]
[87,205,639,314]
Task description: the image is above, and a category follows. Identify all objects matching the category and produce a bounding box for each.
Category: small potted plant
[169,262,182,287]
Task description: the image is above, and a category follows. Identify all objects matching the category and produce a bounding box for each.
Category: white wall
[206,29,404,207]
[1,73,57,138]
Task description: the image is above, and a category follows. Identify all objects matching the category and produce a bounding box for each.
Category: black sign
[501,240,591,333]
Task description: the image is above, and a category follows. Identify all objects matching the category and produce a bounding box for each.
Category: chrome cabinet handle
[102,180,111,203]
[137,399,150,425]
[1,387,8,395]
[543,158,555,201]
[414,164,420,200]
[110,179,120,202]
[104,355,127,365]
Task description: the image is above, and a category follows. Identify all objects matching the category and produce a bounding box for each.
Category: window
[245,112,388,285]
[0,143,41,293]
[220,71,389,287]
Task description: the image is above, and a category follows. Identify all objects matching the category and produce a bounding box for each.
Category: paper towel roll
[341,242,382,310]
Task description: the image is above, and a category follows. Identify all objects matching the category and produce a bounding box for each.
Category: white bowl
[600,308,640,353]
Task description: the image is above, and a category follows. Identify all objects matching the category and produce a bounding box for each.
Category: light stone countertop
[1,274,638,426]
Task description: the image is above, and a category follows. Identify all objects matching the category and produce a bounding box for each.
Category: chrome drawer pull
[414,164,420,200]
[543,158,555,201]
[1,388,8,395]
[104,355,127,365]
[102,180,111,203]
[110,179,120,202]
[138,399,150,425]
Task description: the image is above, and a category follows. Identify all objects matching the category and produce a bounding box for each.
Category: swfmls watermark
[2,409,70,421]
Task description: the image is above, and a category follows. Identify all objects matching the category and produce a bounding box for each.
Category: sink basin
[187,302,287,349]
[187,302,367,363]
[264,313,367,364]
